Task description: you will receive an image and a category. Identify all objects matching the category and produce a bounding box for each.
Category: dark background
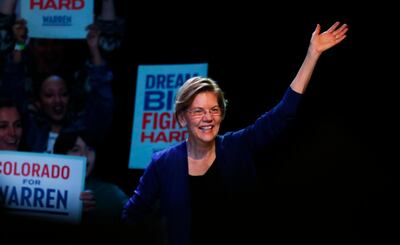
[85,2,399,244]
[94,3,398,244]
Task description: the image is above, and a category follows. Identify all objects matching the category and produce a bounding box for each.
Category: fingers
[313,24,321,35]
[334,34,347,43]
[336,24,349,36]
[13,19,28,41]
[86,23,101,33]
[326,21,340,33]
[331,23,348,35]
[86,24,101,41]
[15,18,27,26]
[332,23,348,41]
[80,190,96,211]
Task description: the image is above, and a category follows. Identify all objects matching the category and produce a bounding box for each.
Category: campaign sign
[0,151,86,224]
[129,63,208,169]
[20,0,94,39]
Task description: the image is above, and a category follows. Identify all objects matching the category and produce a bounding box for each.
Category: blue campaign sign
[129,63,208,169]
[0,151,86,224]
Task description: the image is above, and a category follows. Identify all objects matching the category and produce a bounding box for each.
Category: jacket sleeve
[230,87,303,152]
[0,52,29,109]
[122,156,161,224]
[83,62,115,141]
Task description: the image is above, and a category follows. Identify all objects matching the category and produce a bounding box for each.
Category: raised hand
[85,23,104,65]
[289,21,349,94]
[86,24,101,50]
[310,21,348,54]
[12,18,28,44]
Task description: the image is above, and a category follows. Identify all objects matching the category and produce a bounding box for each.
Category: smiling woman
[0,99,22,151]
[122,21,349,245]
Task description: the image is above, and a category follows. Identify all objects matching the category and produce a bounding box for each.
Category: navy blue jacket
[123,87,302,245]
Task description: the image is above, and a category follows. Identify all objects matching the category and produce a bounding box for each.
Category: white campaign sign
[0,151,86,224]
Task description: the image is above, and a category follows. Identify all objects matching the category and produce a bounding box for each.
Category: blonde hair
[174,76,227,122]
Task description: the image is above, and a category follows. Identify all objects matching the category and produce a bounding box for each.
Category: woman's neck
[186,138,215,160]
[187,139,216,176]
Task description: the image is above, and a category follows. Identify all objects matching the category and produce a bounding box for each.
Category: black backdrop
[93,3,398,244]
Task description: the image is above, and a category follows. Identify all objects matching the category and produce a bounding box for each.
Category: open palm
[311,21,348,53]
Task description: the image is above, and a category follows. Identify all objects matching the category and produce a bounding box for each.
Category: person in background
[0,112,124,242]
[0,23,115,153]
[53,130,129,225]
[122,21,349,245]
[0,98,22,151]
[0,0,17,54]
[0,0,124,62]
[94,0,125,63]
[0,0,117,154]
[0,100,121,229]
[0,0,75,74]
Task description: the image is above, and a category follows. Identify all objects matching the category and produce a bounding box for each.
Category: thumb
[313,24,321,36]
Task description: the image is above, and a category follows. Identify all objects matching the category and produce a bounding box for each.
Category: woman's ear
[178,114,187,127]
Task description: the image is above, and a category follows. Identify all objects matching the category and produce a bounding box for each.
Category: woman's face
[38,76,69,123]
[66,136,96,177]
[180,91,222,145]
[0,107,22,150]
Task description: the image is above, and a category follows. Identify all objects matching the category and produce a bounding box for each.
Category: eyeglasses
[186,106,222,118]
